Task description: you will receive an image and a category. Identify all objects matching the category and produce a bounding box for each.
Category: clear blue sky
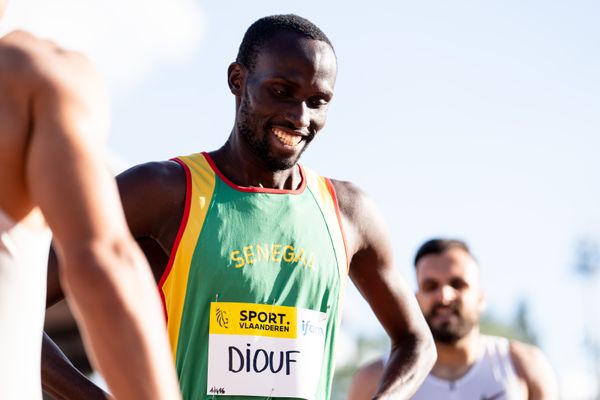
[4,1,599,397]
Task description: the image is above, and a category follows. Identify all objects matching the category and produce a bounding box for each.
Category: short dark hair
[414,238,475,267]
[236,14,334,71]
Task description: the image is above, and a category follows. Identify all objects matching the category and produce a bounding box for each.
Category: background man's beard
[426,306,477,344]
[429,321,475,344]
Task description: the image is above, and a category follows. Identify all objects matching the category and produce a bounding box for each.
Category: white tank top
[0,209,51,399]
[411,335,524,400]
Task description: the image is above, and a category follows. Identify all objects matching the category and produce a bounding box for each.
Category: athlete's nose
[285,101,310,130]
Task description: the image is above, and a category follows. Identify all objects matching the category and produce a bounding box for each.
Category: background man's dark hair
[414,238,475,267]
[236,14,334,71]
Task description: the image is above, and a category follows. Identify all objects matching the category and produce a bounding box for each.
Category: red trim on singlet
[157,158,193,322]
[324,178,350,272]
[201,152,307,194]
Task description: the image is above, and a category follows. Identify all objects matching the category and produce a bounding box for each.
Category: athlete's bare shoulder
[0,30,38,72]
[329,179,364,221]
[1,30,96,79]
[0,30,108,222]
[330,179,387,258]
[0,30,105,116]
[0,32,58,216]
[0,31,42,144]
[117,160,187,252]
[509,340,558,399]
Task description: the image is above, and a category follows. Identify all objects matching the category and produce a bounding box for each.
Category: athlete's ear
[228,62,245,96]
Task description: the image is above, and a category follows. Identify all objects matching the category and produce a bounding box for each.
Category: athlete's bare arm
[510,341,559,400]
[42,239,174,398]
[42,161,185,398]
[0,31,180,399]
[115,160,186,257]
[332,180,436,399]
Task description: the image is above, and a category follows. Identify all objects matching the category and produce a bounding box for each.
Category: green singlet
[159,152,348,400]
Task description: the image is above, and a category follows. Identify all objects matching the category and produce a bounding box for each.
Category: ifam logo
[216,308,229,329]
[301,319,324,337]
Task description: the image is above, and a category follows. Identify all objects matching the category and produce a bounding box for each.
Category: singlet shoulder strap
[160,152,217,358]
[302,166,349,275]
[482,335,520,383]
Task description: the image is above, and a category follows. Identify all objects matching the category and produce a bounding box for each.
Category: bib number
[207,302,327,399]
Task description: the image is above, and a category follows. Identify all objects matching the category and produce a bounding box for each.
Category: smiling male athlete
[42,14,435,399]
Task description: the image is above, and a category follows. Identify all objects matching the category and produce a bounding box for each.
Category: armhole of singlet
[500,337,521,380]
[324,178,350,273]
[157,157,193,320]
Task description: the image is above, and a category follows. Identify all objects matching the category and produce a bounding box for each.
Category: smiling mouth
[273,128,303,147]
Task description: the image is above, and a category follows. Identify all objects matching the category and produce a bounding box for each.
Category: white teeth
[273,129,302,146]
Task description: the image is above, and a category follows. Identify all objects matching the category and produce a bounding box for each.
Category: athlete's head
[236,14,335,72]
[414,239,485,344]
[228,14,337,171]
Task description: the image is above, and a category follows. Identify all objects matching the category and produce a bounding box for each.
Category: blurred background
[3,1,599,398]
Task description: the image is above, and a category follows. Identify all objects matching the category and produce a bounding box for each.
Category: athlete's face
[415,248,485,344]
[230,32,337,171]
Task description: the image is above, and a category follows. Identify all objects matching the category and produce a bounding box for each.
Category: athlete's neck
[431,328,481,381]
[209,139,302,191]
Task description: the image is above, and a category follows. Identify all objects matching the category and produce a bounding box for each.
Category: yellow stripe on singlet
[304,168,349,321]
[161,153,215,359]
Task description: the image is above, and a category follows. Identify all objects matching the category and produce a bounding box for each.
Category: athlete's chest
[190,190,338,289]
[413,359,526,400]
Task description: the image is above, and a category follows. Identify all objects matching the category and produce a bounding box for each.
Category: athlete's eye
[307,96,328,109]
[271,85,289,97]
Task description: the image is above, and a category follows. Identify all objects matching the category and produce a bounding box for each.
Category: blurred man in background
[0,1,180,397]
[349,238,558,399]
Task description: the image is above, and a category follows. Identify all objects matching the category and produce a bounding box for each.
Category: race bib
[206,302,327,399]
